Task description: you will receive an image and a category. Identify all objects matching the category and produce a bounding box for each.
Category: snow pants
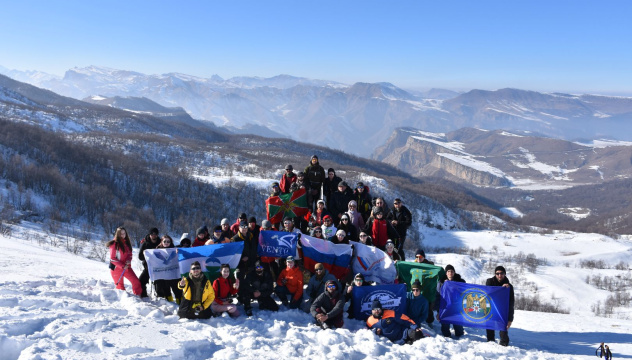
[110,267,142,295]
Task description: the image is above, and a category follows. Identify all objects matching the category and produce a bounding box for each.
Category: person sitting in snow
[178,261,215,319]
[366,299,425,345]
[310,280,346,329]
[211,264,240,318]
[274,256,303,309]
[241,260,279,316]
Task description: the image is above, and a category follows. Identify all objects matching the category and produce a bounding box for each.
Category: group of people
[105,154,515,346]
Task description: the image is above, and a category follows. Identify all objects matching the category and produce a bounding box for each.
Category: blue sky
[1,1,631,94]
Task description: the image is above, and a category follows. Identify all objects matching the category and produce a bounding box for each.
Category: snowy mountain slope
[5,65,632,158]
[2,225,632,359]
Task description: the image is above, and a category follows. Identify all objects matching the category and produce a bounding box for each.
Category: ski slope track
[1,229,632,359]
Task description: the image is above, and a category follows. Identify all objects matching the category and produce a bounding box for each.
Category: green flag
[396,261,445,303]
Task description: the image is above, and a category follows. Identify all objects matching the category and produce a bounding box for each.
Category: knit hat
[357,182,364,188]
[239,220,248,227]
[285,164,293,171]
[385,239,395,247]
[249,216,257,223]
[354,273,365,280]
[239,212,247,220]
[323,215,332,220]
[415,249,426,258]
[149,227,159,235]
[339,181,348,188]
[221,218,230,225]
[311,155,319,160]
[317,199,325,205]
[286,256,295,262]
[261,220,272,229]
[213,225,222,232]
[372,299,383,310]
[411,279,422,290]
[495,266,506,274]
[373,206,384,215]
[445,264,455,273]
[271,181,280,188]
[325,280,338,290]
[196,227,205,236]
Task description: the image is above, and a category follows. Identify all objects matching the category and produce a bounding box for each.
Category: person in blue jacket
[404,279,429,326]
[366,299,424,345]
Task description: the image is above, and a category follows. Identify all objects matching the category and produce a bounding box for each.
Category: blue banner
[257,230,298,258]
[439,281,510,331]
[351,284,407,321]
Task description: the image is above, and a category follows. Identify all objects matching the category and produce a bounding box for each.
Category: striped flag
[300,234,352,280]
[350,241,397,284]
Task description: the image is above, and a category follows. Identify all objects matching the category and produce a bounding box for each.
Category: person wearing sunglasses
[310,280,345,329]
[404,279,429,328]
[336,214,357,242]
[153,235,182,303]
[177,261,215,319]
[436,265,466,338]
[231,220,258,278]
[303,263,338,313]
[345,273,371,319]
[242,261,279,316]
[386,198,412,260]
[310,227,325,239]
[485,266,515,346]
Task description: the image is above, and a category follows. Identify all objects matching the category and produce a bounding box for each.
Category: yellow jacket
[179,276,215,310]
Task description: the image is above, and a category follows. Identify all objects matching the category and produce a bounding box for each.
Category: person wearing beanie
[274,256,303,309]
[280,164,297,194]
[485,266,514,346]
[353,181,372,221]
[405,279,429,326]
[366,299,424,345]
[270,182,281,197]
[436,264,466,338]
[345,273,371,319]
[304,154,326,211]
[329,180,354,226]
[220,218,235,240]
[248,217,260,240]
[206,225,229,245]
[310,280,345,329]
[192,226,208,247]
[310,199,332,228]
[323,168,342,209]
[363,206,400,250]
[231,220,258,278]
[138,227,161,297]
[230,213,249,234]
[385,239,401,262]
[414,249,434,265]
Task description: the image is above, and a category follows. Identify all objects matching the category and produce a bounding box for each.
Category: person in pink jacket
[106,227,142,295]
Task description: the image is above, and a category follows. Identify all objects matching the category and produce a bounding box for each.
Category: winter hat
[415,249,426,258]
[317,199,325,205]
[213,225,222,232]
[385,239,395,247]
[286,256,295,262]
[373,206,384,215]
[249,216,257,224]
[323,215,332,220]
[179,238,191,247]
[239,220,248,227]
[149,227,159,235]
[328,168,335,174]
[357,182,364,188]
[221,218,230,225]
[196,227,205,236]
[372,299,383,310]
[354,273,365,280]
[297,171,305,177]
[261,220,272,229]
[239,212,248,220]
[445,264,455,273]
[411,279,422,290]
[311,155,319,160]
[339,181,348,188]
[285,164,293,171]
[325,280,338,290]
[180,233,190,241]
[271,181,280,188]
[254,260,263,269]
[495,266,506,274]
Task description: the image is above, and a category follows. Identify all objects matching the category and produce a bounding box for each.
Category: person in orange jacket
[274,256,303,309]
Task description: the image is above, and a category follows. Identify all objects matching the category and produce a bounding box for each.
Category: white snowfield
[1,228,631,359]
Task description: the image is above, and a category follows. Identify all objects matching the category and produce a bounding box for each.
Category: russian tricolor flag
[300,234,352,280]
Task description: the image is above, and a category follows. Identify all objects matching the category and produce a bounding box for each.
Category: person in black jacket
[310,280,346,329]
[486,266,515,346]
[386,198,413,260]
[344,273,371,319]
[329,181,353,225]
[436,264,466,338]
[241,261,279,316]
[231,221,258,278]
[138,227,160,298]
[323,168,342,209]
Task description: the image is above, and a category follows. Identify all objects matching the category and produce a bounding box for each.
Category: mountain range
[3,65,632,158]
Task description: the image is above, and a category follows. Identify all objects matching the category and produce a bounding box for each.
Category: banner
[177,242,244,282]
[396,261,444,304]
[351,284,407,321]
[266,188,309,223]
[439,281,510,331]
[301,234,353,280]
[144,248,180,282]
[257,230,298,258]
[350,241,397,284]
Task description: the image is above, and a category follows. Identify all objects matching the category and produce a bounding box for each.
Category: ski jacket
[277,266,304,301]
[306,269,339,300]
[366,310,417,344]
[192,236,208,247]
[323,174,342,201]
[310,281,345,319]
[386,206,413,238]
[364,218,400,249]
[212,276,238,305]
[486,275,515,322]
[179,275,215,310]
[280,172,297,194]
[304,162,326,190]
[405,292,429,326]
[329,188,354,220]
[109,240,133,269]
[243,269,275,298]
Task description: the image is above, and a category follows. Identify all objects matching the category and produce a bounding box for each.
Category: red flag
[266,188,309,223]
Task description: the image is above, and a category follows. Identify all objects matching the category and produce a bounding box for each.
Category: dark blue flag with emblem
[351,284,407,321]
[257,230,298,258]
[439,281,510,331]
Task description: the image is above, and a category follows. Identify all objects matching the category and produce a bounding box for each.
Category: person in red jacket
[274,256,303,309]
[106,227,142,295]
[211,264,240,317]
[363,206,400,250]
[280,164,297,194]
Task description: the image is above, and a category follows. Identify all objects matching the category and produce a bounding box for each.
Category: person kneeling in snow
[310,280,345,329]
[178,261,215,319]
[366,300,424,345]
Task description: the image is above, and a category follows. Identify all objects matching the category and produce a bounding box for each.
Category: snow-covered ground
[1,225,631,359]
